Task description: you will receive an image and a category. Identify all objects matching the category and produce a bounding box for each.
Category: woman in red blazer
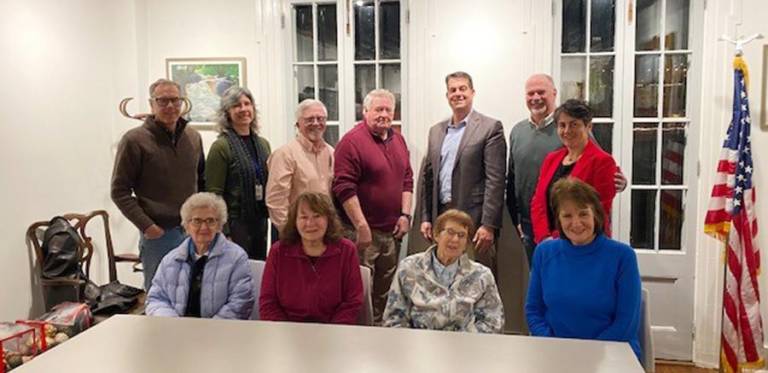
[530,99,617,244]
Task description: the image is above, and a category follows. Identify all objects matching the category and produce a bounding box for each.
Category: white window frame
[553,0,628,237]
[283,0,407,143]
[553,0,701,252]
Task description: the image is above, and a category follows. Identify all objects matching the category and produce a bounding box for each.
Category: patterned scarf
[224,129,266,221]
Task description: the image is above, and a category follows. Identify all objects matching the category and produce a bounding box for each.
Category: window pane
[562,0,586,53]
[379,1,400,59]
[355,64,375,120]
[589,56,614,117]
[317,4,337,62]
[632,123,657,185]
[665,0,690,50]
[318,65,338,121]
[354,1,375,60]
[636,0,661,51]
[381,64,401,121]
[634,54,659,117]
[324,125,340,147]
[590,0,615,52]
[296,65,315,103]
[561,56,586,100]
[659,190,684,250]
[663,54,689,117]
[661,123,686,185]
[295,5,313,62]
[631,190,657,249]
[592,123,613,155]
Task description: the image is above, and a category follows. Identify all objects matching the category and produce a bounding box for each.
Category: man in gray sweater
[506,74,625,264]
[111,79,205,290]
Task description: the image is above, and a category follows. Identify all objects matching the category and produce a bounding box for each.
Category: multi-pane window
[292,3,340,144]
[353,0,402,127]
[290,0,402,144]
[630,0,690,250]
[559,0,691,250]
[560,0,616,153]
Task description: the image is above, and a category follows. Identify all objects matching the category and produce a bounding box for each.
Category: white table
[17,315,643,373]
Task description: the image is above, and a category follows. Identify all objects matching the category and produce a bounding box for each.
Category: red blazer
[259,238,363,324]
[531,140,617,243]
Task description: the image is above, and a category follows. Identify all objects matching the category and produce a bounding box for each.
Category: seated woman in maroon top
[530,99,617,244]
[259,192,363,324]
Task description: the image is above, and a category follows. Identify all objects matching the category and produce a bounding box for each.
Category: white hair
[363,89,395,111]
[180,192,228,227]
[295,99,328,122]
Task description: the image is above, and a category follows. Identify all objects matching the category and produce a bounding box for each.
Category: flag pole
[709,41,761,372]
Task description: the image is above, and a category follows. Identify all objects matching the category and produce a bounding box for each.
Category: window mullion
[374,0,381,88]
[312,3,320,100]
[585,0,592,100]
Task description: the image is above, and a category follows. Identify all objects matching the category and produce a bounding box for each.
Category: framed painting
[166,57,247,126]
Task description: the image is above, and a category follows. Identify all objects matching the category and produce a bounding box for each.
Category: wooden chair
[26,210,141,310]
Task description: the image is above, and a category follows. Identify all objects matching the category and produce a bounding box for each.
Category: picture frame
[166,57,247,128]
[762,45,768,130]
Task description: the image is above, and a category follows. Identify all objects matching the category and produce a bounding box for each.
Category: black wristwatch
[400,213,412,222]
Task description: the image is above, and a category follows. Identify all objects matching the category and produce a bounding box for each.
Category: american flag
[704,56,763,373]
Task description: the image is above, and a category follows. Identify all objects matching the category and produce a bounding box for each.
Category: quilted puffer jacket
[146,233,254,319]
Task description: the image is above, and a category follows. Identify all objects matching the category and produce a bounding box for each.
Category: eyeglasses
[189,217,218,228]
[153,97,183,107]
[441,228,468,240]
[302,116,327,124]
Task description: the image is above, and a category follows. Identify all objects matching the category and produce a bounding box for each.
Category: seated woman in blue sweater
[525,178,642,360]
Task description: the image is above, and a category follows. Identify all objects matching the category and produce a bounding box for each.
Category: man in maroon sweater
[332,89,413,324]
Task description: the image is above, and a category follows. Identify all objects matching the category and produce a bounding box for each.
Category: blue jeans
[139,226,187,291]
[521,220,536,267]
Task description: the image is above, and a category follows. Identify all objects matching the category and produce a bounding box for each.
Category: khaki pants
[343,225,400,325]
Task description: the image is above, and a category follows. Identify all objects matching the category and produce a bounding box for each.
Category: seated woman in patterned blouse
[382,209,504,333]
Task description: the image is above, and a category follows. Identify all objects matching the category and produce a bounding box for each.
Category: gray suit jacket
[420,110,507,230]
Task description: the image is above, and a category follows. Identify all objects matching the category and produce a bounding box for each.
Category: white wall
[693,0,768,367]
[406,0,552,162]
[138,0,289,152]
[0,0,141,320]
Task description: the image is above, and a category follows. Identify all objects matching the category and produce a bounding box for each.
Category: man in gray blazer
[419,71,507,275]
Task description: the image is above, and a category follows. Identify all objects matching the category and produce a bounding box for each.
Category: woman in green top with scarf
[206,86,271,260]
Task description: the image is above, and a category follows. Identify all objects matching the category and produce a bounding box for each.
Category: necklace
[564,152,583,164]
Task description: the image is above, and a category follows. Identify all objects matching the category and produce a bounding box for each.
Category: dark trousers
[521,220,536,267]
[229,217,268,260]
[438,202,498,280]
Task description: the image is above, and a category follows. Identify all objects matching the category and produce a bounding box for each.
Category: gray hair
[445,71,474,89]
[363,89,396,111]
[526,73,556,89]
[149,79,181,97]
[295,99,328,122]
[215,86,259,134]
[180,192,228,227]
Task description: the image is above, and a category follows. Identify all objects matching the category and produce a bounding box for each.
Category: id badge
[254,184,264,201]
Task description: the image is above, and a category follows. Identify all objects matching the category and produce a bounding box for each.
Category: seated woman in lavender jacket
[525,178,642,360]
[259,192,363,324]
[146,192,254,319]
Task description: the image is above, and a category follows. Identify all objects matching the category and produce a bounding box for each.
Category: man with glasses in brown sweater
[111,79,205,291]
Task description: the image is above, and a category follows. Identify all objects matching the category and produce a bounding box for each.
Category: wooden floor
[656,362,717,373]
